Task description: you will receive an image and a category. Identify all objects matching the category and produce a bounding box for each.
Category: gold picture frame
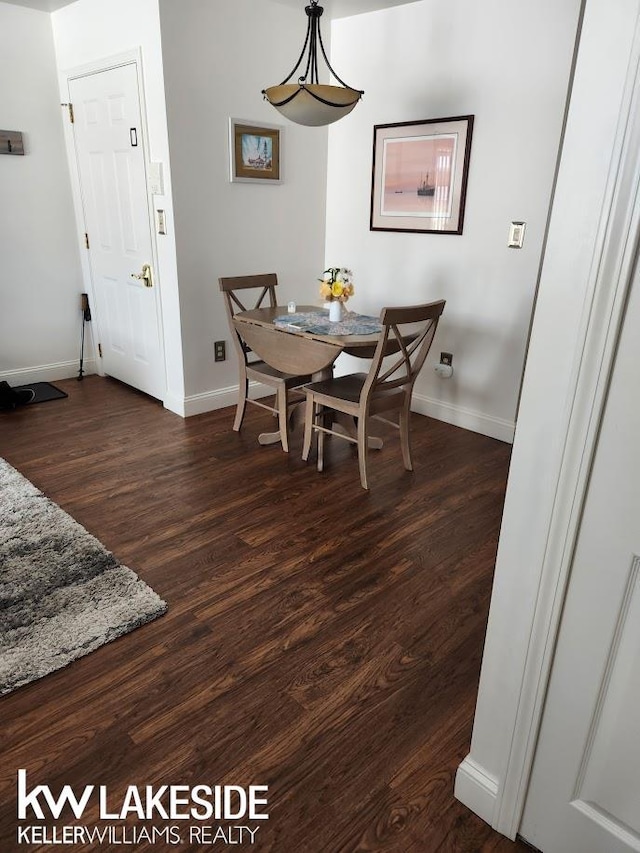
[229,118,282,184]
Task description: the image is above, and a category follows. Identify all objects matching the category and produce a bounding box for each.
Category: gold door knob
[131,263,153,287]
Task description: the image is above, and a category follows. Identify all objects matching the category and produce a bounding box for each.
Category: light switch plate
[508,221,526,248]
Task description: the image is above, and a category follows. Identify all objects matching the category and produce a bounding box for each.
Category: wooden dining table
[234,304,381,363]
[233,304,384,447]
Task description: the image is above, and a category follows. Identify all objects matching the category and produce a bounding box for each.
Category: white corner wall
[326,0,582,441]
[158,0,329,410]
[455,0,639,837]
[0,3,86,385]
[51,0,186,413]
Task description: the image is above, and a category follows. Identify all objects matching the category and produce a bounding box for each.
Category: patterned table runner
[274,310,381,336]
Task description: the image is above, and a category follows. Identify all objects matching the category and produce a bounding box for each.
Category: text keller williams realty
[16,770,269,846]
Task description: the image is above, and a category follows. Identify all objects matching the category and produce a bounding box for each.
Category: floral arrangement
[319,267,354,303]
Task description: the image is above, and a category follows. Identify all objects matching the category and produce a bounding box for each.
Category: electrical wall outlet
[214,340,226,362]
[440,352,453,366]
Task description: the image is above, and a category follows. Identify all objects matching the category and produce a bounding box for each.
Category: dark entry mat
[1,382,68,408]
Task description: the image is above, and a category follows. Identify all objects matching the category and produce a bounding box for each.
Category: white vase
[329,300,342,322]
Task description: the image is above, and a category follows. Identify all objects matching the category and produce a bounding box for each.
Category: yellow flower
[320,266,354,302]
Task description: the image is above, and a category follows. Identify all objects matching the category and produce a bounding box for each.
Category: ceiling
[271,0,421,18]
[3,0,71,10]
[3,0,422,17]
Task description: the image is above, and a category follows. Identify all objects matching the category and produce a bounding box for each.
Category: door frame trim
[502,28,640,837]
[495,9,640,838]
[60,48,168,400]
[456,1,640,839]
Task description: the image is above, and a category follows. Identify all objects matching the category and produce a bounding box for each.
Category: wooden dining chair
[218,273,311,452]
[302,300,446,489]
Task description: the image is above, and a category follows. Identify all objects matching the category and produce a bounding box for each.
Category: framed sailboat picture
[229,118,283,183]
[370,116,474,234]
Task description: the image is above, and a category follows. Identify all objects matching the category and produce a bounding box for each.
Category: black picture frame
[370,115,474,234]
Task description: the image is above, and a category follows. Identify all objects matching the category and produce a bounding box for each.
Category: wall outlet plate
[0,130,24,155]
[214,340,226,362]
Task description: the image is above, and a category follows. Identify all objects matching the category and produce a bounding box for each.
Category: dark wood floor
[0,376,529,852]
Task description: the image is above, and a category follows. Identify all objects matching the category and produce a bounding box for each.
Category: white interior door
[69,63,165,401]
[520,261,640,851]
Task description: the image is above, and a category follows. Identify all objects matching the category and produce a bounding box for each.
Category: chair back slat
[219,274,279,363]
[361,300,445,405]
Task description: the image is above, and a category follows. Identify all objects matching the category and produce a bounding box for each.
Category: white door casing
[501,5,640,839]
[519,236,640,852]
[69,62,166,401]
[455,0,640,841]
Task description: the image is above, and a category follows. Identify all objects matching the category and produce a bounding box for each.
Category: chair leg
[400,404,413,471]
[234,373,249,432]
[302,394,314,462]
[277,386,289,453]
[317,405,326,472]
[357,415,369,490]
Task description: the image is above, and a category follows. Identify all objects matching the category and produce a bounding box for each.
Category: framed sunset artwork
[370,115,474,234]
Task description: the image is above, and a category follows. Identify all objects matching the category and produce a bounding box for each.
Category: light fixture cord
[311,14,320,83]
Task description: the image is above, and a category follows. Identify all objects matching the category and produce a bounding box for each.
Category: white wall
[0,3,85,385]
[51,0,186,413]
[1,0,581,425]
[455,0,640,836]
[158,0,329,409]
[326,0,582,441]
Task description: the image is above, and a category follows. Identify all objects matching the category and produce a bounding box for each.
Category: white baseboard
[454,755,499,827]
[10,368,513,444]
[182,382,274,418]
[0,359,96,386]
[162,390,187,417]
[182,386,238,417]
[178,384,516,441]
[0,365,515,445]
[412,392,515,443]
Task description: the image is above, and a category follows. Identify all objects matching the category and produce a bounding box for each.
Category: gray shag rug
[0,458,167,695]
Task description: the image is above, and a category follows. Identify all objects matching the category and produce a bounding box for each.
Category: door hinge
[84,233,90,249]
[61,102,74,123]
[98,343,103,358]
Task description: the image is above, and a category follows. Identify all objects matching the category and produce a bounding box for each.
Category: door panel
[520,263,640,852]
[576,554,640,836]
[70,63,165,400]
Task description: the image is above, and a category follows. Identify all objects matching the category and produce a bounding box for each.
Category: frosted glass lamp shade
[262,1,363,128]
[263,84,362,127]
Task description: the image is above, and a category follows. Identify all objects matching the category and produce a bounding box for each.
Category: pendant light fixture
[262,1,364,127]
